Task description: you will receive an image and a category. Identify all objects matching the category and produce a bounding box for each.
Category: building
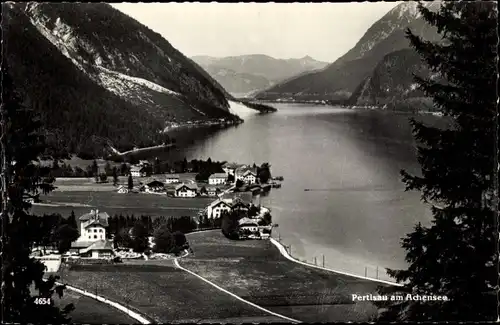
[75,209,109,242]
[238,217,259,233]
[208,173,228,185]
[79,240,115,259]
[222,162,244,176]
[220,192,254,207]
[145,180,165,193]
[33,254,61,272]
[174,183,198,198]
[130,166,146,177]
[207,187,220,197]
[165,174,180,184]
[235,167,258,184]
[207,199,232,219]
[117,186,128,194]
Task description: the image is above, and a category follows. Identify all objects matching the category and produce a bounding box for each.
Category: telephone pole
[1,79,10,322]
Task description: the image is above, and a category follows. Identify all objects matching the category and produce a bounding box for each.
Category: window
[89,236,91,239]
[94,235,97,239]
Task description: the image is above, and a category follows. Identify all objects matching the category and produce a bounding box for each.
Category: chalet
[207,187,220,197]
[208,173,228,185]
[117,186,128,194]
[231,199,250,213]
[174,183,198,198]
[235,167,258,184]
[238,217,259,232]
[145,180,165,193]
[207,199,232,219]
[220,192,254,207]
[199,186,209,197]
[130,166,146,177]
[79,240,114,259]
[165,174,180,184]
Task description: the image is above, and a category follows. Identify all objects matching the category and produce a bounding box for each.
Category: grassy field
[32,190,213,219]
[54,263,283,323]
[30,283,136,324]
[181,230,383,323]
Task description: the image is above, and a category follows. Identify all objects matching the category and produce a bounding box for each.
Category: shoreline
[269,237,403,287]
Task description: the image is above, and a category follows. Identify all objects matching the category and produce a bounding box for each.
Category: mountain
[255,1,442,103]
[348,48,435,111]
[3,2,244,158]
[191,54,329,96]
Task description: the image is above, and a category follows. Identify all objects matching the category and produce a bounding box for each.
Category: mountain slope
[3,3,241,157]
[348,48,435,111]
[255,1,441,102]
[191,54,329,96]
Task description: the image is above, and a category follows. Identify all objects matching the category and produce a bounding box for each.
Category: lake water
[156,104,440,281]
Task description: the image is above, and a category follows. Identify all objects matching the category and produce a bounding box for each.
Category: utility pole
[322,254,325,268]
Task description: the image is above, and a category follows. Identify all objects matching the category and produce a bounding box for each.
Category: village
[31,160,283,270]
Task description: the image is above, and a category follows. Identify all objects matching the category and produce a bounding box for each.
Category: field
[32,190,213,219]
[54,263,283,323]
[180,230,383,323]
[30,283,136,323]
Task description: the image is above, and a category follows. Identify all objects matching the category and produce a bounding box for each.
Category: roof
[209,173,228,179]
[222,162,241,169]
[79,210,110,223]
[146,180,164,187]
[220,192,253,206]
[207,187,218,191]
[81,240,114,253]
[238,217,259,226]
[209,199,231,209]
[71,241,95,248]
[165,174,180,178]
[175,183,198,191]
[130,166,146,173]
[84,219,108,228]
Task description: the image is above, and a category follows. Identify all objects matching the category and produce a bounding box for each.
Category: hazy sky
[111,2,401,63]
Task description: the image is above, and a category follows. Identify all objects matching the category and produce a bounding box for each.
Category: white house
[238,217,259,232]
[174,183,198,198]
[207,199,232,219]
[75,209,109,242]
[207,187,220,197]
[130,166,146,177]
[165,174,180,184]
[235,167,258,184]
[117,186,128,194]
[208,173,228,185]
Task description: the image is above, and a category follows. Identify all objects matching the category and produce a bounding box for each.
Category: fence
[270,230,398,284]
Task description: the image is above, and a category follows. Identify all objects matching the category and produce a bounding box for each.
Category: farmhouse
[79,240,114,259]
[238,217,259,232]
[165,174,180,184]
[130,166,146,177]
[207,199,232,219]
[175,183,198,198]
[235,167,258,184]
[207,187,220,197]
[145,180,165,193]
[208,173,228,185]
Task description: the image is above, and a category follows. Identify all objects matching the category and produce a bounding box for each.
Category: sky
[111,2,401,63]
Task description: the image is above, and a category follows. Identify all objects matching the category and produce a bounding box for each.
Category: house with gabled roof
[208,173,228,185]
[174,183,198,198]
[207,199,232,219]
[165,174,180,184]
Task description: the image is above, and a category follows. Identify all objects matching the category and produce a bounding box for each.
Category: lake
[153,104,441,281]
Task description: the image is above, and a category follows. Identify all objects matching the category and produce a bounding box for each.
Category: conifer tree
[376,2,497,322]
[1,63,73,322]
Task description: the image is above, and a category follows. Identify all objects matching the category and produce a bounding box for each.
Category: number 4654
[34,297,52,305]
